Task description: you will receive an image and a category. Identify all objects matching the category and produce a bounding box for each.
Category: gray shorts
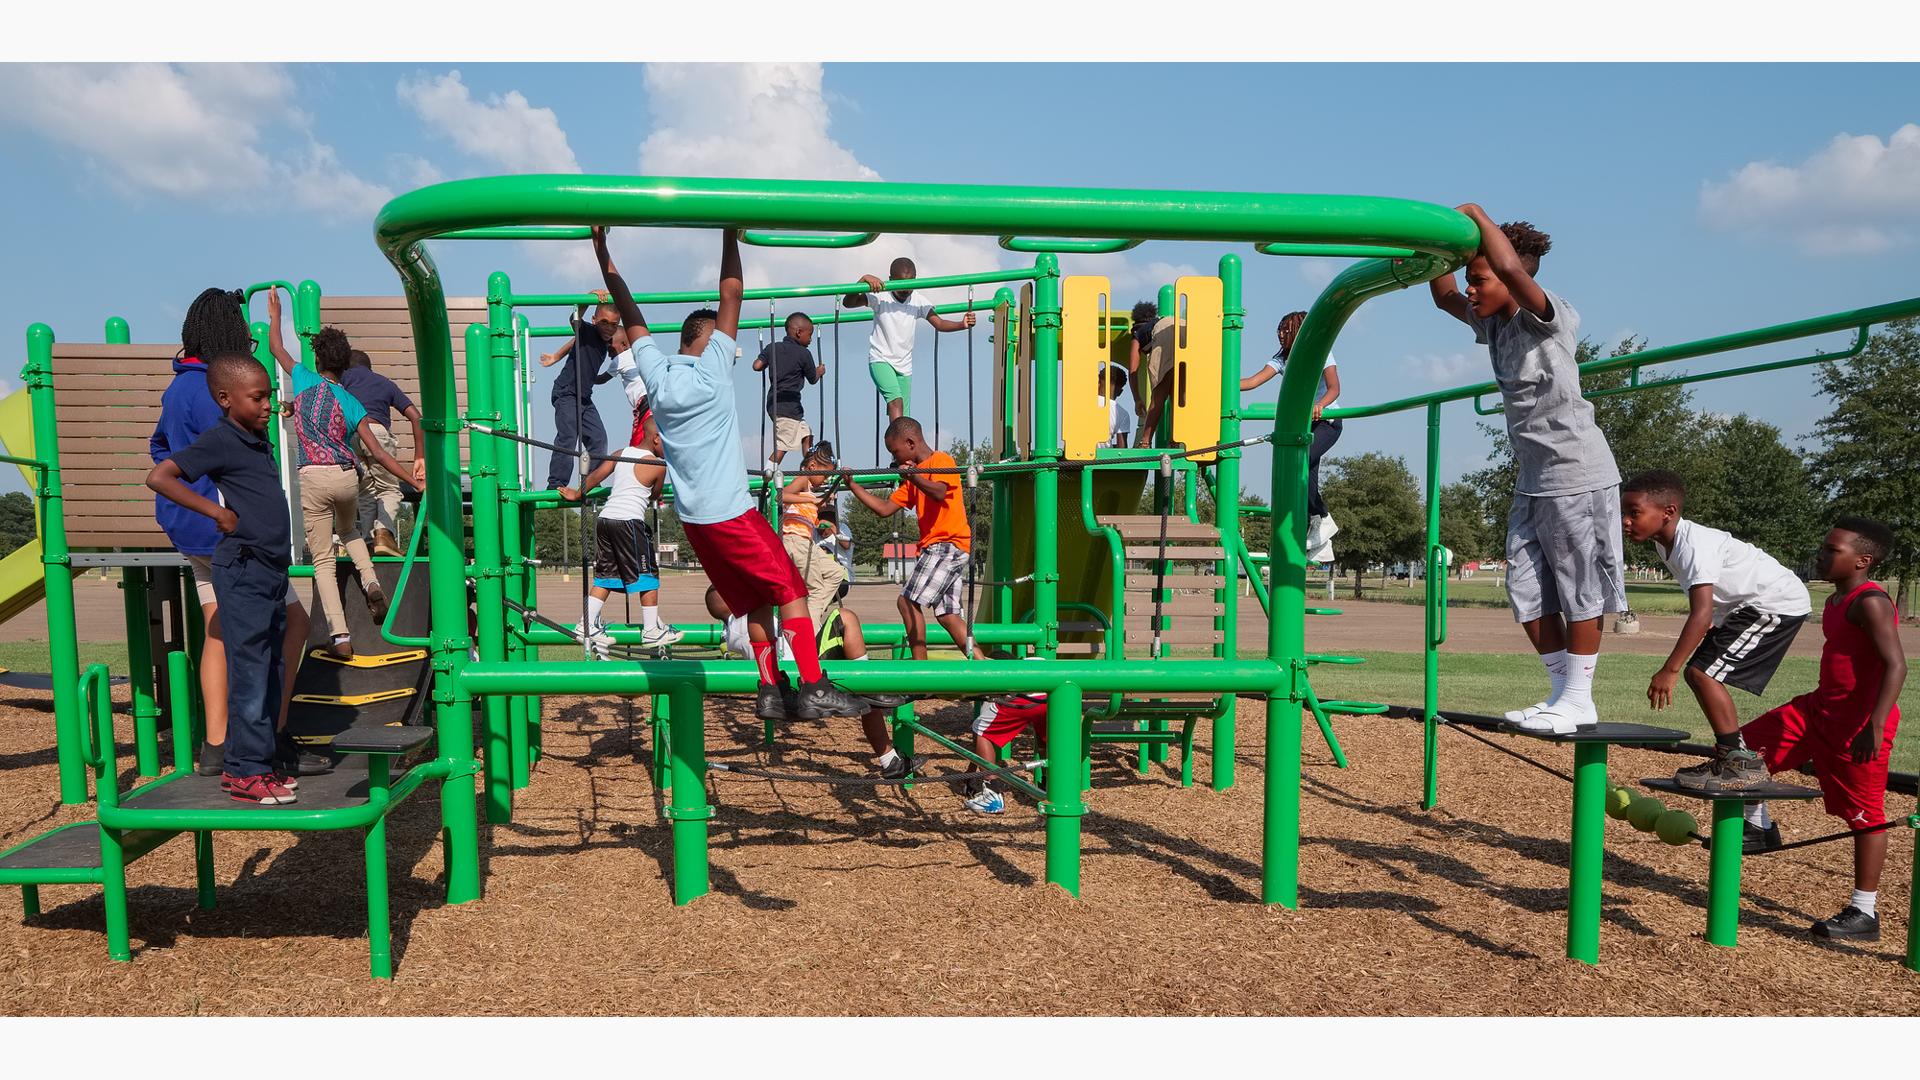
[1505,485,1625,624]
[903,541,970,617]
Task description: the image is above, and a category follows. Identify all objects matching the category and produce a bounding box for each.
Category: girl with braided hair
[1241,309,1344,555]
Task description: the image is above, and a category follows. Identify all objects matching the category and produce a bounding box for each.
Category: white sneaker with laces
[641,624,684,648]
[580,625,614,661]
[964,787,1005,814]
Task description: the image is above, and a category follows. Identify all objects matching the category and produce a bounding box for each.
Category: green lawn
[1302,649,1920,775]
[1319,575,1862,614]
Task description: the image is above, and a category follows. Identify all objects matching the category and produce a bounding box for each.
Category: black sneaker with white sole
[1810,905,1879,942]
[1706,820,1783,855]
[793,678,868,720]
[754,676,794,723]
[861,692,910,711]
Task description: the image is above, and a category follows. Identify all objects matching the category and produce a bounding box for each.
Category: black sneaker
[197,740,226,777]
[793,678,868,720]
[861,692,910,711]
[1811,905,1879,942]
[755,676,795,723]
[1673,747,1769,792]
[275,734,334,778]
[876,753,913,781]
[1707,820,1783,855]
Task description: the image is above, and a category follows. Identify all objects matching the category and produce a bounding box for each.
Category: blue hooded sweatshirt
[148,357,226,556]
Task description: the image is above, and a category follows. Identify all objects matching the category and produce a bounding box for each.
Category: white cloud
[391,153,447,189]
[1400,351,1479,386]
[0,63,384,220]
[397,71,580,174]
[1297,258,1341,288]
[1701,123,1920,254]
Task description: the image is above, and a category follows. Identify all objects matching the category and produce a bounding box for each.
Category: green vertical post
[103,316,130,344]
[1043,681,1085,896]
[468,320,511,824]
[493,282,534,790]
[1906,819,1918,972]
[397,268,482,906]
[1263,335,1313,909]
[1030,255,1062,656]
[650,692,671,791]
[119,568,161,776]
[22,885,39,918]
[1422,401,1443,809]
[365,755,394,979]
[1212,254,1244,791]
[1705,798,1745,947]
[666,682,711,905]
[182,586,207,748]
[1567,741,1609,964]
[194,831,215,910]
[25,324,85,803]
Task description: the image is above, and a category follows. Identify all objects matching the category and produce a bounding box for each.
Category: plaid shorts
[902,540,969,616]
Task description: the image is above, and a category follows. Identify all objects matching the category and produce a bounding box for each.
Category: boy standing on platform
[843,258,976,421]
[1429,207,1622,733]
[753,312,824,466]
[589,226,866,726]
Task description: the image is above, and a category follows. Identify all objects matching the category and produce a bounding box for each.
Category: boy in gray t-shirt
[1430,205,1622,734]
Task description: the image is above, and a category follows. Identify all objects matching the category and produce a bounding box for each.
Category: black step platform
[1640,777,1821,801]
[333,725,434,756]
[1503,721,1688,744]
[123,765,374,813]
[0,824,172,871]
[287,561,432,755]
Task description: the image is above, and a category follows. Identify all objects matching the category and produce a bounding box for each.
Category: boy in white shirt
[1622,470,1812,791]
[1104,362,1134,448]
[843,257,977,421]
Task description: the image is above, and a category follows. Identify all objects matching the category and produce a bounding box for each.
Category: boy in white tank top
[558,412,681,653]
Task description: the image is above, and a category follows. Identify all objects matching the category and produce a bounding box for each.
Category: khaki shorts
[781,528,846,625]
[185,553,302,609]
[773,416,811,456]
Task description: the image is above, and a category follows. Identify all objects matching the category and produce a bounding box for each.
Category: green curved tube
[1256,242,1417,259]
[742,230,879,248]
[508,266,1039,309]
[999,236,1141,254]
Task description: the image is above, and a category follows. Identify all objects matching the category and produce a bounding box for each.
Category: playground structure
[0,174,1910,979]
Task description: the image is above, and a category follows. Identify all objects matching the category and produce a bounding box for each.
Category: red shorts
[1741,693,1902,827]
[973,698,1046,749]
[683,510,807,618]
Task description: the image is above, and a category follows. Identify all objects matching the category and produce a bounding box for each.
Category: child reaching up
[842,257,976,421]
[777,441,847,626]
[590,226,866,726]
[265,292,416,660]
[559,412,681,654]
[753,312,824,466]
[844,417,987,661]
[1429,207,1621,733]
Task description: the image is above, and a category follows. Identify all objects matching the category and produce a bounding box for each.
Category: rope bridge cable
[740,431,1278,483]
[574,312,589,658]
[503,596,673,662]
[709,756,1042,789]
[469,423,668,468]
[964,284,978,618]
[1747,816,1913,856]
[832,294,844,455]
[1437,719,1576,785]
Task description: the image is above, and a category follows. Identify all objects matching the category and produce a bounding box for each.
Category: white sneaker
[1305,533,1335,564]
[1515,702,1598,735]
[1320,515,1340,544]
[1306,515,1326,549]
[641,624,684,648]
[579,625,613,661]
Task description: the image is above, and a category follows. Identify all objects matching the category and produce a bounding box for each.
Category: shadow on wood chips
[0,686,1912,1016]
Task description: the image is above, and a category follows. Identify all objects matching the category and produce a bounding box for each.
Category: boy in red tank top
[1738,516,1907,941]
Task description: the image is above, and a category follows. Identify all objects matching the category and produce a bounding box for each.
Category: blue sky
[2,62,1916,503]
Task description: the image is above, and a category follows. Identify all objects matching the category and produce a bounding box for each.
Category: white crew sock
[586,596,605,630]
[1540,649,1570,703]
[1745,802,1772,829]
[641,604,663,632]
[875,748,901,769]
[1554,653,1596,712]
[1851,889,1877,917]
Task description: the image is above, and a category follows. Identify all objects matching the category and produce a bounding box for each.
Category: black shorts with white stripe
[1686,605,1808,696]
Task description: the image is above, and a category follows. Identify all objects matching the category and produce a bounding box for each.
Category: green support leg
[650,692,671,792]
[121,568,161,777]
[194,831,215,910]
[101,828,130,962]
[1566,742,1609,964]
[1179,718,1197,788]
[667,683,711,905]
[22,885,39,919]
[365,757,393,979]
[763,711,776,748]
[1300,681,1350,770]
[1705,798,1746,947]
[1907,820,1919,973]
[1043,682,1085,896]
[1262,692,1301,907]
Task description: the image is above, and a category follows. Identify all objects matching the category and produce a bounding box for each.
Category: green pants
[868,361,912,413]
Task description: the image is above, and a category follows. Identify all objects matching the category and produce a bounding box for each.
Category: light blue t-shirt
[632,330,754,525]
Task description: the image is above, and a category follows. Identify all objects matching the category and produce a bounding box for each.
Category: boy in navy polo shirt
[148,353,302,806]
[751,312,824,466]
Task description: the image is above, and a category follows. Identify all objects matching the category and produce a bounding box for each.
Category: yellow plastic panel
[1171,276,1224,463]
[1060,276,1113,461]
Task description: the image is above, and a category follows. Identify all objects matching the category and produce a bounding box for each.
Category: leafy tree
[1320,452,1424,597]
[1693,415,1822,572]
[1437,482,1493,569]
[1809,318,1920,607]
[0,492,35,558]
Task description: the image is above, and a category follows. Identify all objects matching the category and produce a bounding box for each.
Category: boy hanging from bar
[589,226,869,730]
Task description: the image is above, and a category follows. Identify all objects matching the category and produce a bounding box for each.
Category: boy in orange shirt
[845,416,987,660]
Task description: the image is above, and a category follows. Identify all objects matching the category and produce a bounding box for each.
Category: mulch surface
[0,686,1913,1016]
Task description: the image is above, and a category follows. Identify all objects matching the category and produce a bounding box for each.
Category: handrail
[1000,236,1141,254]
[1241,294,1920,424]
[1256,242,1417,259]
[440,226,595,241]
[521,294,1001,339]
[507,266,1041,309]
[742,230,879,249]
[1077,468,1127,665]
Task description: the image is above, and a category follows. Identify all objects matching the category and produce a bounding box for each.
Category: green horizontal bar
[0,452,47,472]
[459,658,1291,697]
[1304,607,1343,616]
[742,230,879,249]
[1257,242,1418,259]
[508,266,1039,309]
[524,294,1001,339]
[0,866,103,886]
[517,622,1043,649]
[97,759,447,833]
[1305,653,1366,665]
[1319,700,1391,715]
[999,236,1141,254]
[442,226,595,241]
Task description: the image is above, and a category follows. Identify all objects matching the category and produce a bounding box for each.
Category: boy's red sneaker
[223,773,297,805]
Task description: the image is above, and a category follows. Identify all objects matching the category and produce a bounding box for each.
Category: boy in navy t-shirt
[147,353,301,806]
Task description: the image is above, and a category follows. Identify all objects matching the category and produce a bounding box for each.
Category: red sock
[782,616,825,683]
[751,639,777,684]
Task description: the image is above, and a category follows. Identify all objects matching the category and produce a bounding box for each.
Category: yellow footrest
[307,648,427,668]
[290,687,418,707]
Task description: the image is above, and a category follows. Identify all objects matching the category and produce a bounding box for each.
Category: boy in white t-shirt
[843,257,977,421]
[1622,470,1813,791]
[1104,362,1135,448]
